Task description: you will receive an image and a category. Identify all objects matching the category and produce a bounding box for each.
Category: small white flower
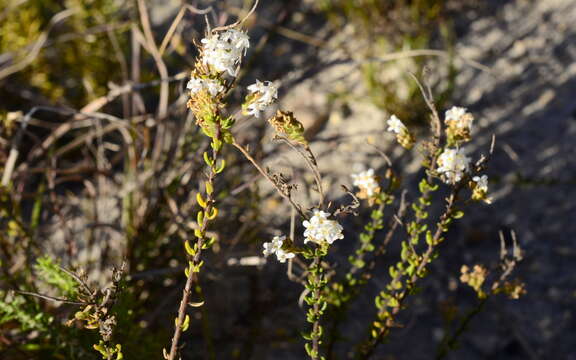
[386,115,407,134]
[186,78,204,93]
[187,77,224,96]
[262,241,277,257]
[303,210,344,245]
[437,148,471,184]
[275,249,295,263]
[201,29,250,77]
[246,80,278,117]
[445,106,473,130]
[445,106,467,122]
[472,175,488,192]
[221,29,250,53]
[202,78,225,96]
[351,168,379,197]
[262,235,294,263]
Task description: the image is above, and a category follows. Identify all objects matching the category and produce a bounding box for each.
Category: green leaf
[452,210,465,219]
[425,230,433,246]
[184,240,196,256]
[215,159,226,174]
[203,152,214,166]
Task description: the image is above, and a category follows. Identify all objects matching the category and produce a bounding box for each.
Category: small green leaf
[196,193,207,208]
[203,152,214,166]
[452,210,465,219]
[215,159,226,174]
[184,240,195,256]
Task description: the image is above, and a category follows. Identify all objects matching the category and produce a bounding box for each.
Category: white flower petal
[302,210,344,245]
[387,115,407,134]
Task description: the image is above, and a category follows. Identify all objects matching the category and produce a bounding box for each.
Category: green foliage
[34,256,79,299]
[0,291,52,332]
[318,0,456,124]
[93,340,123,360]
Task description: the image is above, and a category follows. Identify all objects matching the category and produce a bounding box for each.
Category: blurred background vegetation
[317,0,457,123]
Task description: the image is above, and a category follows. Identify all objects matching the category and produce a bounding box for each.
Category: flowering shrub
[0,3,526,360]
[165,18,523,360]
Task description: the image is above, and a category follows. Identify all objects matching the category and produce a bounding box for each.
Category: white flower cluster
[445,106,473,130]
[351,168,379,197]
[436,148,471,184]
[472,175,488,192]
[246,80,278,117]
[303,210,344,245]
[386,114,407,134]
[262,235,295,263]
[186,77,224,96]
[201,29,250,77]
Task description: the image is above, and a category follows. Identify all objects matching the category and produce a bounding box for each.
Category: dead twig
[232,141,307,220]
[275,136,325,208]
[212,0,259,32]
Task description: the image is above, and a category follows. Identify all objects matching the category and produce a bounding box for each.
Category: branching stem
[232,141,307,219]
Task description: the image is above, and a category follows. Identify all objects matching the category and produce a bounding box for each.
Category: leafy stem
[304,245,328,360]
[166,131,223,360]
[361,184,463,358]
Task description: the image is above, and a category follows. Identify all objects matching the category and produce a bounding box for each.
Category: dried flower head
[268,110,307,145]
[460,264,488,298]
[500,279,527,299]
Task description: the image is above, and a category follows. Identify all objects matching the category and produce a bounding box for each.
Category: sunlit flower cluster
[245,80,278,117]
[445,106,474,130]
[351,168,379,198]
[186,77,224,96]
[303,210,344,246]
[445,106,474,144]
[436,147,471,184]
[262,235,295,263]
[201,29,250,77]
